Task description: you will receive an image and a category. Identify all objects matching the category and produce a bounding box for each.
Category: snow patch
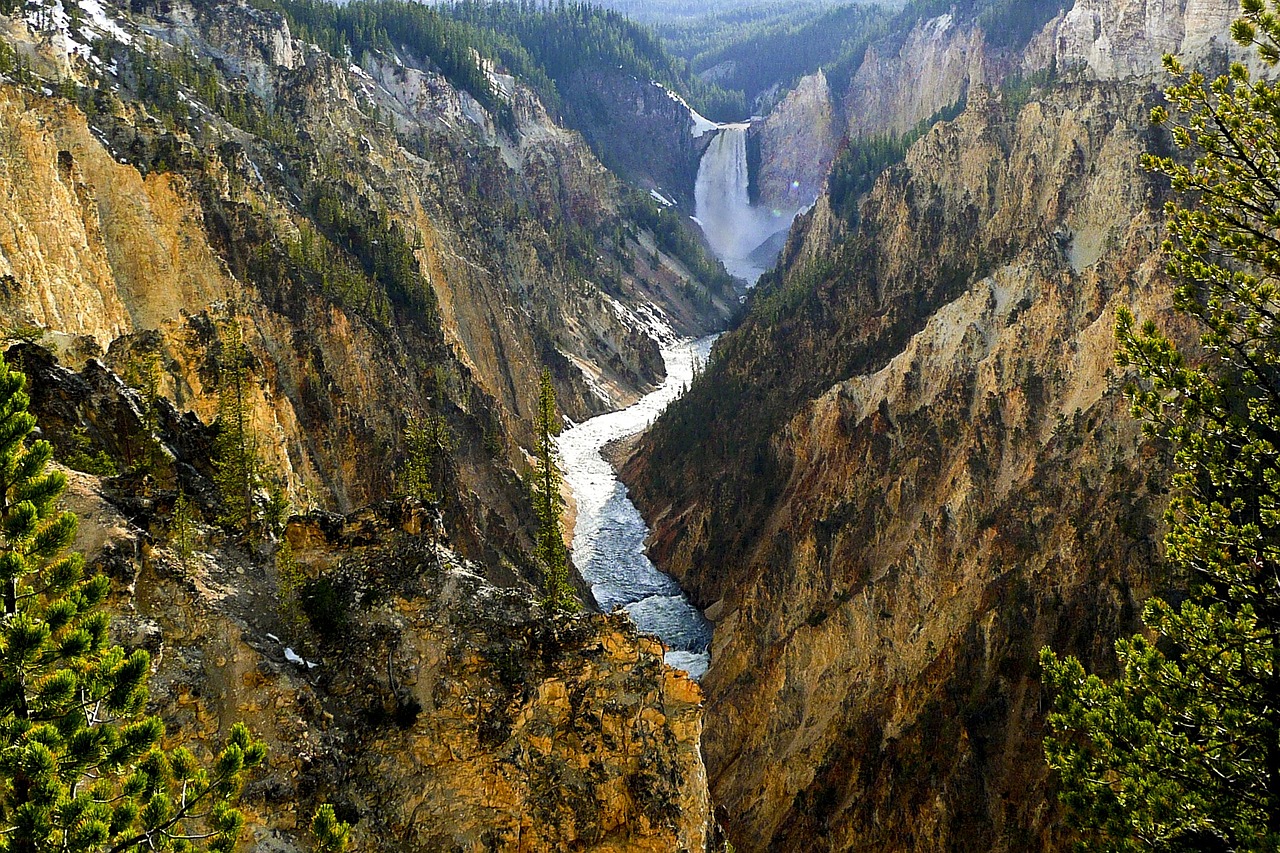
[284,647,319,669]
[78,0,131,44]
[689,109,718,138]
[925,13,954,37]
[652,81,718,137]
[27,0,132,65]
[649,189,674,207]
[603,294,676,347]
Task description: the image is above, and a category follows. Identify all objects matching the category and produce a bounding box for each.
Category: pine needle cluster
[0,351,268,851]
[1041,4,1280,849]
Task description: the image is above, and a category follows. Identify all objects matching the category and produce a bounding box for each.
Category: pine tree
[124,348,165,481]
[211,316,261,539]
[0,350,267,852]
[1041,5,1280,850]
[531,369,574,611]
[310,804,350,853]
[169,488,197,569]
[400,415,451,506]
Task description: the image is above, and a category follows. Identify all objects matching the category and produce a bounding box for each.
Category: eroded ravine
[558,335,718,678]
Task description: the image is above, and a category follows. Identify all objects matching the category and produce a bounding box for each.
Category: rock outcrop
[752,70,837,211]
[1027,0,1239,79]
[69,473,712,852]
[21,343,713,852]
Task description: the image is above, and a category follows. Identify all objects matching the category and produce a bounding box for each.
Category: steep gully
[559,119,789,677]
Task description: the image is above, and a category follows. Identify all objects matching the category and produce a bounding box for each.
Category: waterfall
[694,123,791,285]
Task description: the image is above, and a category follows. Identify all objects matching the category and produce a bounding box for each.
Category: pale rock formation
[754,70,838,210]
[1029,0,1241,79]
[844,15,990,139]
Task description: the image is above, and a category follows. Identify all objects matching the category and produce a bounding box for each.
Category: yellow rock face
[63,471,710,852]
[627,80,1186,852]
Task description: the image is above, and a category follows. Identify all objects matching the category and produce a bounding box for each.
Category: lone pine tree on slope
[1042,2,1280,850]
[532,369,575,612]
[211,315,262,540]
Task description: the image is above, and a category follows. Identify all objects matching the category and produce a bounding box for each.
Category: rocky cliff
[0,0,730,846]
[0,0,737,572]
[834,0,1240,144]
[626,67,1198,851]
[842,13,993,139]
[559,68,715,209]
[56,434,711,851]
[1027,0,1239,79]
[752,70,838,211]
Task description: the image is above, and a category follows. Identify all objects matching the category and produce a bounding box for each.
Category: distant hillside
[658,1,891,107]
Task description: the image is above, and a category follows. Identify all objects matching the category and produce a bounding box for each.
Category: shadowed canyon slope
[623,0,1242,849]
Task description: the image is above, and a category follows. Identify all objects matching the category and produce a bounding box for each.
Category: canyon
[625,0,1248,851]
[0,0,1257,849]
[0,0,736,847]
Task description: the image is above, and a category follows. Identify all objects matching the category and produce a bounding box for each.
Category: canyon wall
[0,0,736,571]
[623,0,1263,849]
[0,0,730,846]
[842,13,992,139]
[626,15,1232,845]
[752,70,838,211]
[559,69,714,209]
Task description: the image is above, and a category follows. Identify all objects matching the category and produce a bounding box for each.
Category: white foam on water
[557,335,717,679]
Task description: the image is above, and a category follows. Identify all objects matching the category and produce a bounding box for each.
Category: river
[557,335,717,679]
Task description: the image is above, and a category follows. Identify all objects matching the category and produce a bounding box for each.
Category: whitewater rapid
[557,335,717,679]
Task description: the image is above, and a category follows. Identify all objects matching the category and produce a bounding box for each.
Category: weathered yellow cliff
[628,78,1187,851]
[60,459,710,852]
[0,0,735,574]
[0,0,728,846]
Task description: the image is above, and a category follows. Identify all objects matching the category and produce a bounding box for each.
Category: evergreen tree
[0,350,267,851]
[124,348,165,481]
[1041,5,1280,849]
[211,316,261,539]
[531,369,574,611]
[169,489,197,570]
[310,804,350,853]
[400,414,451,506]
